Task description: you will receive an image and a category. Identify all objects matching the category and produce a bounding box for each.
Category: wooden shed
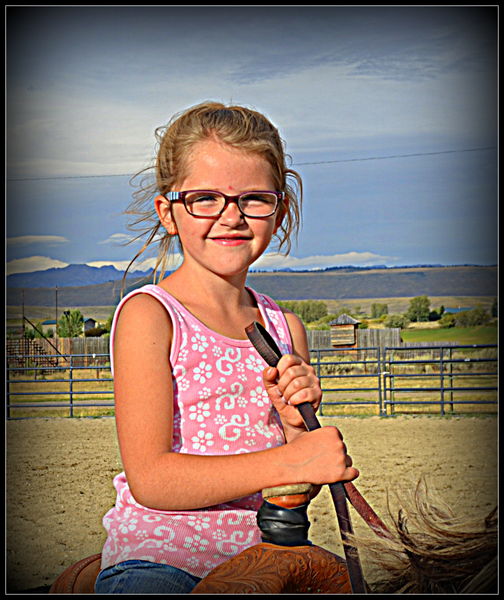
[329,314,360,348]
[84,318,97,332]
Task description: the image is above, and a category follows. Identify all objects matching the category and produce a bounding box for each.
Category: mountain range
[6,263,498,307]
[6,264,153,288]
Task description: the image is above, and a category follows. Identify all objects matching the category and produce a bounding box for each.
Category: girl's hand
[283,426,359,485]
[263,354,322,439]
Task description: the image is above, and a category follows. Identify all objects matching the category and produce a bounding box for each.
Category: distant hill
[248,265,497,301]
[6,265,497,307]
[6,263,153,288]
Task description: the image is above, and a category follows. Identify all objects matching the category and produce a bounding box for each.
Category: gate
[381,344,497,416]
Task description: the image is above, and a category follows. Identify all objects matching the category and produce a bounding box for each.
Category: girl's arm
[113,294,357,511]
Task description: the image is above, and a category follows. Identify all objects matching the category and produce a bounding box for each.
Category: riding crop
[246,321,382,594]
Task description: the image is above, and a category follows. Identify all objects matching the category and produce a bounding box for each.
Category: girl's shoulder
[111,284,184,345]
[114,284,171,317]
[115,284,187,316]
[110,285,179,374]
[112,285,173,336]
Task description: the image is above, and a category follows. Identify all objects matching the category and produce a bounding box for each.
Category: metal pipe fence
[6,345,498,418]
[6,354,114,419]
[310,347,384,415]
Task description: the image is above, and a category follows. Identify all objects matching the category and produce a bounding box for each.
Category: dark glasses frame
[165,190,284,218]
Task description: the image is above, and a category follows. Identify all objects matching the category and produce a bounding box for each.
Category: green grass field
[400,325,497,345]
[322,295,495,316]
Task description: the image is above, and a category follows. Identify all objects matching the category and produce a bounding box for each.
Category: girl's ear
[154,195,178,235]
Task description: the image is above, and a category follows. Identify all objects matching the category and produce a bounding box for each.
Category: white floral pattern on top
[101,286,292,580]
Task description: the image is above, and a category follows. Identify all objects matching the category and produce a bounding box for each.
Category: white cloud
[87,253,183,272]
[98,233,135,245]
[6,256,69,275]
[7,235,69,246]
[88,251,391,273]
[251,251,394,271]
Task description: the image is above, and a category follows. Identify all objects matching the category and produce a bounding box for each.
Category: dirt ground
[6,415,498,593]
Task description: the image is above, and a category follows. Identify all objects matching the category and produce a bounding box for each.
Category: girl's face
[156,138,282,279]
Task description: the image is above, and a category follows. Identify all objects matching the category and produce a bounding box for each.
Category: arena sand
[6,415,497,592]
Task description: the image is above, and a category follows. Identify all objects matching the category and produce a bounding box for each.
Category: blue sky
[6,6,497,275]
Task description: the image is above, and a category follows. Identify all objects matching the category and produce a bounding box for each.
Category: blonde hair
[123,101,303,286]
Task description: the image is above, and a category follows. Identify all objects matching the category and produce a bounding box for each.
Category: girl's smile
[208,235,253,246]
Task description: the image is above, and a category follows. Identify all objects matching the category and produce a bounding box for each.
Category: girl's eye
[195,195,217,202]
[241,194,277,206]
[189,194,220,204]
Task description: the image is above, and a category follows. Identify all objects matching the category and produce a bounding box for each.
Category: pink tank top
[100,284,293,578]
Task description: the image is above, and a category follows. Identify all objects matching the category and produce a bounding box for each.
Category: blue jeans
[94,560,201,594]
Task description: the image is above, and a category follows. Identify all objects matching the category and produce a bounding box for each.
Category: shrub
[84,326,108,337]
[438,313,456,328]
[454,307,492,327]
[384,314,410,329]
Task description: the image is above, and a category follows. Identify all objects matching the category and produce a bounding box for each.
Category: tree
[24,320,53,339]
[24,327,36,340]
[278,300,327,323]
[104,311,115,333]
[491,298,497,318]
[57,310,84,337]
[371,303,388,318]
[405,296,431,322]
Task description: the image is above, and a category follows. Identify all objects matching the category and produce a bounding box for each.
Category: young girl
[95,102,359,594]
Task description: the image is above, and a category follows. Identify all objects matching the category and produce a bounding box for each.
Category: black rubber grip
[257,501,312,547]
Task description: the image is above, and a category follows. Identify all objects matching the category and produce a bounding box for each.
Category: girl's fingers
[262,358,322,422]
[262,367,288,408]
[263,366,279,385]
[343,467,360,482]
[280,377,320,405]
[278,374,321,408]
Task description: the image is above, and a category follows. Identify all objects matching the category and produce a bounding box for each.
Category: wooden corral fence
[307,328,457,356]
[306,328,402,352]
[6,337,110,369]
[358,328,401,349]
[56,337,110,366]
[6,338,62,369]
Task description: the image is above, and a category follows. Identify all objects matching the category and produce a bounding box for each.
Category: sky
[6,6,498,275]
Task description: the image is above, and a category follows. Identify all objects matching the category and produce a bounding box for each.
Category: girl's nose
[218,200,245,226]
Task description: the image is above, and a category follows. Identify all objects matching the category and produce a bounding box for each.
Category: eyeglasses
[165,190,283,218]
